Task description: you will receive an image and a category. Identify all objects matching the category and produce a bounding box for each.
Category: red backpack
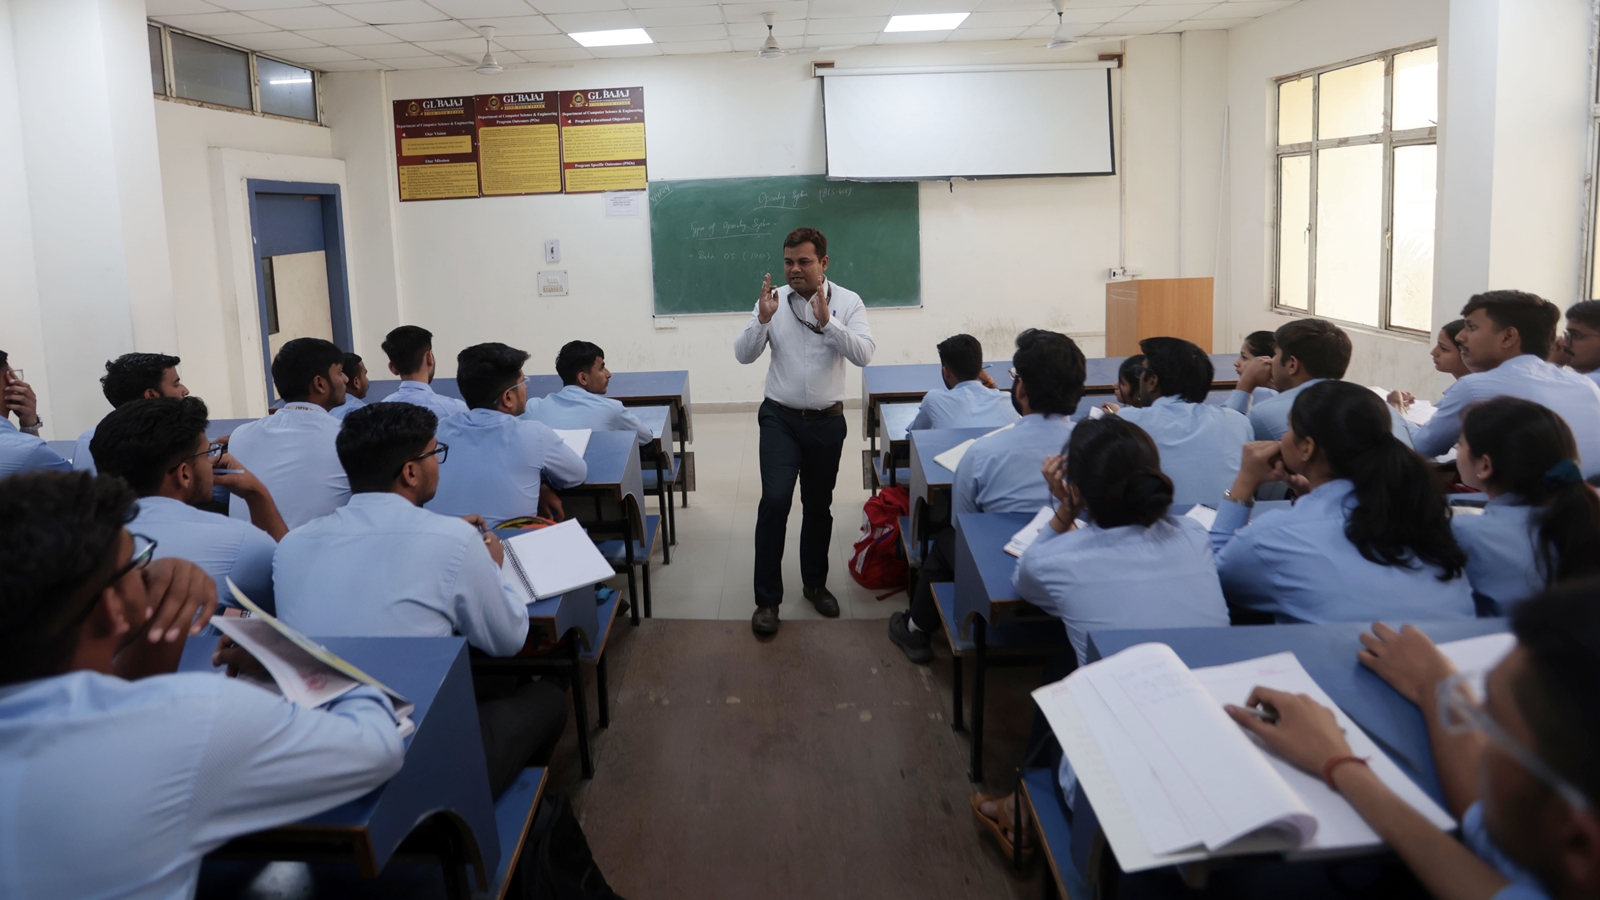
[849,485,911,595]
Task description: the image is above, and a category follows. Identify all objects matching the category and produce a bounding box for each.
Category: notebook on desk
[1033,644,1454,872]
[500,518,617,603]
[554,428,591,458]
[933,423,1015,472]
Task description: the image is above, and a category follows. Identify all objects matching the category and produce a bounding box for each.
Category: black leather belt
[767,399,844,418]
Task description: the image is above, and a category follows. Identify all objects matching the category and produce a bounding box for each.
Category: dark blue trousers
[753,399,847,608]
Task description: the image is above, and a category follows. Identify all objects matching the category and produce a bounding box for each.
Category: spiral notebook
[500,518,617,603]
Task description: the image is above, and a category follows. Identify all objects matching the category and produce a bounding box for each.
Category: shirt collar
[460,407,511,425]
[133,495,189,514]
[1484,492,1525,509]
[951,379,989,393]
[559,384,597,399]
[397,380,436,394]
[347,491,422,511]
[280,401,330,415]
[1017,412,1068,426]
[1300,478,1356,511]
[1151,396,1189,410]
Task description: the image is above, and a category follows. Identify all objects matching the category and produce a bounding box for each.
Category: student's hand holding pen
[459,514,505,566]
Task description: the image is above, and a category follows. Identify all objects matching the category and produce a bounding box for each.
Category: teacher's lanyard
[789,283,831,335]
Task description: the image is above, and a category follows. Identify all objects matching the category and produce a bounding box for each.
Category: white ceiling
[146,0,1299,72]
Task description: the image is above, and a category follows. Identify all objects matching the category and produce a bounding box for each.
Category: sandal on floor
[970,792,1035,862]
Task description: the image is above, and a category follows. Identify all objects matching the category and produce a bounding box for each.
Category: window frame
[149,22,323,126]
[1271,40,1438,337]
[1582,12,1600,302]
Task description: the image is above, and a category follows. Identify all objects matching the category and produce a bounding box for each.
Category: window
[146,23,320,124]
[1273,44,1438,334]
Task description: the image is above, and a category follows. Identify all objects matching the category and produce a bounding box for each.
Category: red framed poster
[475,91,562,197]
[558,86,647,193]
[393,96,478,201]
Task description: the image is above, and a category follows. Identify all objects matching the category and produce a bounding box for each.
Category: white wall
[322,36,1231,405]
[0,0,49,427]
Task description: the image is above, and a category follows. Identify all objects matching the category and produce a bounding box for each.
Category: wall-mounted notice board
[647,175,920,316]
[560,87,647,193]
[393,96,478,201]
[476,91,561,197]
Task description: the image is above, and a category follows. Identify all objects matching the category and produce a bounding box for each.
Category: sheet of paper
[502,518,617,600]
[1004,506,1057,557]
[1193,652,1456,852]
[1402,399,1437,427]
[1438,632,1515,701]
[212,617,359,708]
[1185,504,1218,529]
[554,428,591,458]
[932,422,1014,472]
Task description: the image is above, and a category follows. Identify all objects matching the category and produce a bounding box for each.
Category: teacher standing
[733,227,876,637]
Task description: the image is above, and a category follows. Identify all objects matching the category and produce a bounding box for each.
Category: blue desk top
[953,512,1035,636]
[561,429,646,543]
[1085,619,1512,806]
[878,402,921,446]
[364,378,463,402]
[179,636,499,881]
[633,405,671,452]
[907,427,992,506]
[207,417,259,439]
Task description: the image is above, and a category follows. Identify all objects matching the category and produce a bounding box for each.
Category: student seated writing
[379,325,468,420]
[0,349,69,477]
[1234,330,1279,405]
[1213,380,1474,623]
[330,351,370,421]
[1227,584,1600,900]
[1113,337,1252,506]
[523,340,653,445]
[907,333,1018,431]
[1558,300,1600,388]
[1452,397,1600,615]
[888,328,1084,664]
[273,403,565,797]
[1014,417,1229,663]
[1410,291,1600,475]
[226,337,351,529]
[1229,317,1413,445]
[428,342,587,527]
[0,472,403,898]
[91,396,286,612]
[73,352,190,475]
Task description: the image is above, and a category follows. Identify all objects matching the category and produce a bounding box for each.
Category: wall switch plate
[544,240,560,263]
[654,316,677,330]
[1108,266,1145,279]
[538,270,568,297]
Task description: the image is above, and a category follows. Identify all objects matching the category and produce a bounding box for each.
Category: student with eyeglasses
[90,396,287,614]
[274,402,566,798]
[1226,582,1600,900]
[0,471,405,899]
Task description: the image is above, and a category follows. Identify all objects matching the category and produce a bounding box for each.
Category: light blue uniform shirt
[1227,378,1414,446]
[131,495,277,612]
[1014,515,1229,663]
[0,418,70,478]
[72,424,97,473]
[1116,397,1253,506]
[225,402,350,530]
[1453,495,1547,614]
[1585,369,1600,390]
[274,493,530,656]
[908,380,1020,431]
[0,670,402,900]
[953,414,1075,515]
[1461,801,1552,900]
[1211,479,1474,623]
[329,393,368,421]
[428,409,588,526]
[522,384,653,445]
[1411,355,1600,477]
[382,380,468,421]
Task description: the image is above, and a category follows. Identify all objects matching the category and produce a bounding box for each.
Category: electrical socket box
[1108,266,1146,279]
[538,270,568,297]
[654,316,677,330]
[544,240,560,263]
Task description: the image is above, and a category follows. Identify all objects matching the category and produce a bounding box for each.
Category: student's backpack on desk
[849,485,910,595]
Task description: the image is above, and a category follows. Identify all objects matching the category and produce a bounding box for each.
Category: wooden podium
[1105,277,1213,355]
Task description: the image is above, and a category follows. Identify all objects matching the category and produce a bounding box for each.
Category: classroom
[4,0,1600,898]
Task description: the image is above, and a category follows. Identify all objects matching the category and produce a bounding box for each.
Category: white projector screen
[821,67,1115,180]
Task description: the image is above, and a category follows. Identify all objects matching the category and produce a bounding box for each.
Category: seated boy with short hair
[330,351,370,421]
[73,351,190,475]
[907,333,1018,431]
[523,340,653,445]
[379,325,468,420]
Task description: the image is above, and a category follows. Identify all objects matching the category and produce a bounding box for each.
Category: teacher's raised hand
[809,285,830,329]
[756,273,780,324]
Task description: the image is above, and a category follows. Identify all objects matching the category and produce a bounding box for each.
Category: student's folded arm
[452,538,531,658]
[541,433,588,488]
[620,408,653,446]
[188,680,404,848]
[733,305,770,364]
[1224,390,1253,415]
[33,443,72,473]
[1211,505,1275,610]
[1012,530,1067,619]
[823,301,876,367]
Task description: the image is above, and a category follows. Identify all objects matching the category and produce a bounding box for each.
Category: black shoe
[752,606,780,636]
[888,611,933,664]
[803,585,841,618]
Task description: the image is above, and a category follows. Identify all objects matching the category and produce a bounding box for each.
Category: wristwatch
[20,417,42,436]
[1222,487,1254,507]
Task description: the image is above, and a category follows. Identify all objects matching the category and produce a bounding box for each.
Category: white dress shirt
[1452,495,1548,613]
[382,381,469,421]
[329,394,368,422]
[733,279,876,409]
[225,402,350,529]
[1116,397,1253,507]
[0,418,70,478]
[523,384,653,445]
[274,492,531,656]
[908,380,1020,431]
[130,495,277,612]
[72,424,97,473]
[1410,355,1600,476]
[953,414,1075,515]
[427,408,588,527]
[0,671,402,900]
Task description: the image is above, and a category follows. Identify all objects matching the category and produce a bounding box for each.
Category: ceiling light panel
[569,27,653,47]
[884,13,970,32]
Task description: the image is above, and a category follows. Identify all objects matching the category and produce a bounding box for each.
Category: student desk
[873,401,920,488]
[907,427,992,555]
[528,371,693,471]
[179,636,500,896]
[559,430,649,628]
[860,360,1013,456]
[45,439,76,461]
[633,404,676,558]
[206,417,259,439]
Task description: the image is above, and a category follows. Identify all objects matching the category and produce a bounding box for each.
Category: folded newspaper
[217,579,416,736]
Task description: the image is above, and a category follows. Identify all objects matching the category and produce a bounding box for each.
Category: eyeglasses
[62,533,158,632]
[1008,367,1019,381]
[394,441,448,478]
[1437,671,1591,812]
[169,441,226,473]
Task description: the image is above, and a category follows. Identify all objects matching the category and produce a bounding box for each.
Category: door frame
[245,179,354,403]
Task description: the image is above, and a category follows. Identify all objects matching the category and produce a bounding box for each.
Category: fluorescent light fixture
[268,77,312,85]
[884,13,970,32]
[569,28,653,48]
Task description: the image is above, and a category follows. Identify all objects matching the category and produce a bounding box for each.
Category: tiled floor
[645,410,904,623]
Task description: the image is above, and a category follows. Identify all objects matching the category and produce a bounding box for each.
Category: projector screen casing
[821,67,1115,180]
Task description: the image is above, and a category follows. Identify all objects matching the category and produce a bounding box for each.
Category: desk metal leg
[570,641,593,779]
[970,618,987,783]
[676,403,690,508]
[951,656,964,732]
[596,655,610,729]
[625,533,640,628]
[643,563,653,619]
[653,453,671,565]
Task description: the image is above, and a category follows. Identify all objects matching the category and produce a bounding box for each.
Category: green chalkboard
[648,175,920,315]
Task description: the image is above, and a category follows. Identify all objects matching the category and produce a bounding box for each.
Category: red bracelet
[1321,755,1370,790]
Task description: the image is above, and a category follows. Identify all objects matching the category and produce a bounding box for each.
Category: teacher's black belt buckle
[770,400,844,419]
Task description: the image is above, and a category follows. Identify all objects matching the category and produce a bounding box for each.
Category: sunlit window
[147,22,319,124]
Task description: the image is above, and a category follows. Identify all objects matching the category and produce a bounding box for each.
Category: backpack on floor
[849,485,910,594]
[513,791,625,900]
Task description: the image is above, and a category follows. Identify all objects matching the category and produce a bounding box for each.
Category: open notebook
[500,518,617,603]
[933,423,1015,472]
[553,428,591,459]
[218,579,415,736]
[1033,644,1454,872]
